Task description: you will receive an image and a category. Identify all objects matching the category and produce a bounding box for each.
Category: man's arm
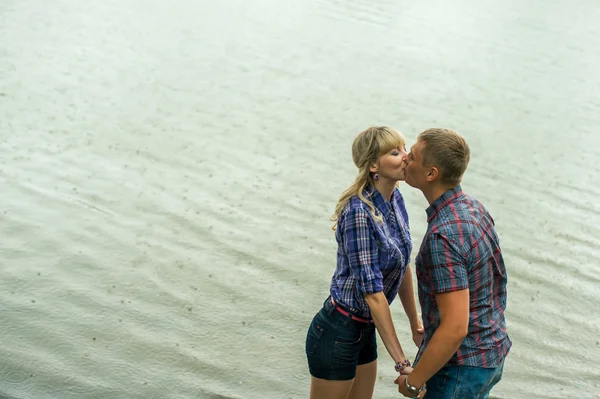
[399,232,470,391]
[404,288,469,387]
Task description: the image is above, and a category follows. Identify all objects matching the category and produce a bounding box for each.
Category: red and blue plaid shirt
[414,186,511,368]
[330,187,412,319]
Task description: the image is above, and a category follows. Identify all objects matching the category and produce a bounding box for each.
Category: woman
[305,126,424,399]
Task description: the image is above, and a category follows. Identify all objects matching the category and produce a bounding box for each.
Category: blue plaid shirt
[330,187,412,319]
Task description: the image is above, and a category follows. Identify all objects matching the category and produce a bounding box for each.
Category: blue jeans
[424,361,505,399]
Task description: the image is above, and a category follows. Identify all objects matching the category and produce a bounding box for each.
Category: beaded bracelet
[394,359,411,373]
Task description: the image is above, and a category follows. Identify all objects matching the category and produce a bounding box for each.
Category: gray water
[1,0,599,398]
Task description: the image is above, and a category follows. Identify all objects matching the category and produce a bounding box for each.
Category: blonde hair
[418,128,470,186]
[331,126,406,230]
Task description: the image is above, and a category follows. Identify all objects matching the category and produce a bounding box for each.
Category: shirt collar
[365,186,396,219]
[426,185,464,222]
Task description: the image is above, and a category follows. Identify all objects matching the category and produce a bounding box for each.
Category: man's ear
[426,167,439,182]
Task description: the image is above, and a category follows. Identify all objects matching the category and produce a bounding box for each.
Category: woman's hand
[412,324,424,347]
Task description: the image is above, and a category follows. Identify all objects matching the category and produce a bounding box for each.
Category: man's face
[403,140,429,189]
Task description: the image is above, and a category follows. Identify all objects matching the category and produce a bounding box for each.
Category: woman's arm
[365,292,410,366]
[398,264,424,346]
[342,207,411,370]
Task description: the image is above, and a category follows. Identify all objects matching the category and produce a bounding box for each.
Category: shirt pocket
[332,326,364,364]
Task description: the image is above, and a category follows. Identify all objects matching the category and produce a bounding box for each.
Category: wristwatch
[405,376,423,396]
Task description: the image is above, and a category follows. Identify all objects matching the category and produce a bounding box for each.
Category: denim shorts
[424,360,505,399]
[305,297,377,380]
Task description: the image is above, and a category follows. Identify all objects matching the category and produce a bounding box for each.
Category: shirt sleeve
[342,207,384,295]
[423,232,468,294]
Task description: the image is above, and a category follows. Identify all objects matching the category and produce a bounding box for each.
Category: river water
[1,0,599,398]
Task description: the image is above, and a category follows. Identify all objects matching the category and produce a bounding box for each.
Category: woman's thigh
[347,360,377,399]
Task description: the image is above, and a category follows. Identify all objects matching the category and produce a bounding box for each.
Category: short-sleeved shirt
[330,187,413,319]
[414,186,511,368]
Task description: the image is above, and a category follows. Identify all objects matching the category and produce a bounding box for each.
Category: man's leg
[480,360,505,399]
[423,366,459,399]
[454,362,504,399]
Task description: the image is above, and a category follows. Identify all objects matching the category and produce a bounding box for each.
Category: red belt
[331,298,373,323]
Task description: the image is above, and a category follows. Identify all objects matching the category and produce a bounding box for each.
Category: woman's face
[373,145,408,181]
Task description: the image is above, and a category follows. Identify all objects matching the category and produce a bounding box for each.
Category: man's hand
[412,324,424,347]
[394,375,426,398]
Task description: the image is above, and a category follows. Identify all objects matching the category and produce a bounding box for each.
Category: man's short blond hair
[418,128,470,186]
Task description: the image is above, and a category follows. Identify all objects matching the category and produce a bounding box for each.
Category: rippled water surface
[1,0,599,398]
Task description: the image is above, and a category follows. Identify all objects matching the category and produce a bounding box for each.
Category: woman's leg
[309,377,354,399]
[347,360,377,399]
[306,300,367,399]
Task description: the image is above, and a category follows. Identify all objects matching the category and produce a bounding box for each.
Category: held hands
[394,375,426,399]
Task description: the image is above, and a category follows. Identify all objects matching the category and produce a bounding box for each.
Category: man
[395,128,511,399]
